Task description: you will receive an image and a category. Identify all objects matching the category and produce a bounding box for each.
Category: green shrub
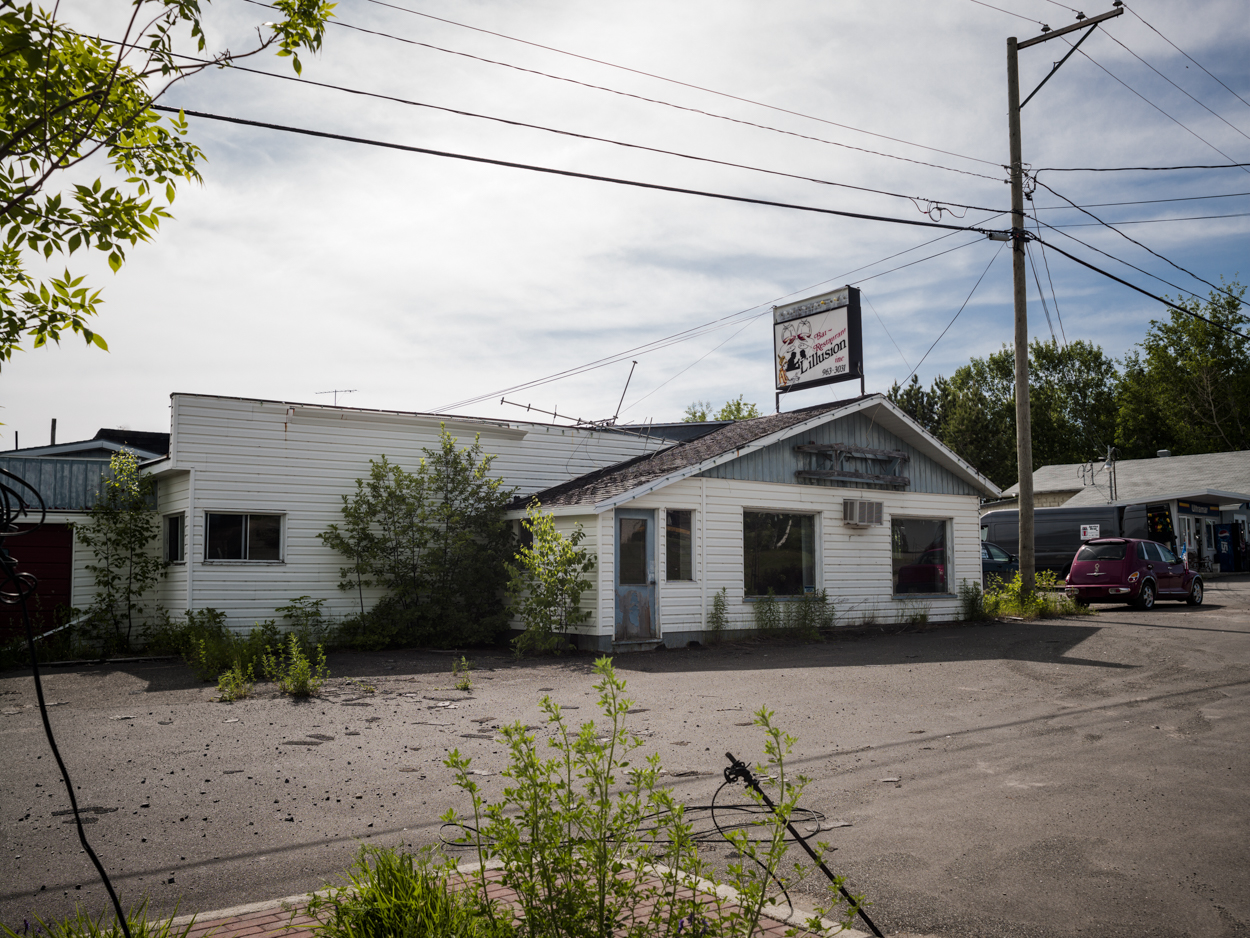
[262,632,328,697]
[782,589,833,638]
[982,569,1091,619]
[276,595,332,654]
[305,846,511,938]
[0,900,196,938]
[172,609,280,682]
[442,657,866,937]
[958,579,989,621]
[896,599,930,626]
[508,502,594,658]
[215,660,255,701]
[751,589,781,632]
[705,586,729,643]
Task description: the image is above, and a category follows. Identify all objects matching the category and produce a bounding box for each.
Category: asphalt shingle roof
[514,396,872,509]
[1003,450,1250,506]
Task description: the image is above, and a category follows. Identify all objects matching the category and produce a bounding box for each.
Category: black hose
[0,468,131,938]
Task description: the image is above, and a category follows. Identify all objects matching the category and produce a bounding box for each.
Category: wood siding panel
[699,411,977,496]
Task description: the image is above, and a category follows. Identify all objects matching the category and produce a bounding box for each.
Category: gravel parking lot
[3,576,1248,938]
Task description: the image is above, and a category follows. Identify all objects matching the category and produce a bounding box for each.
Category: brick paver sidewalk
[176,866,869,938]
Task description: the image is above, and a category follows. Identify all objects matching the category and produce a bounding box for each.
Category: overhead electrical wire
[1100,30,1250,145]
[964,0,1045,25]
[1061,36,1250,176]
[1029,190,1250,207]
[1124,3,1250,112]
[353,0,1000,169]
[434,225,998,414]
[144,49,1008,217]
[154,105,1009,238]
[1035,161,1250,171]
[1045,210,1250,225]
[1030,234,1250,339]
[1032,176,1250,307]
[1030,200,1068,344]
[898,241,1005,387]
[237,2,1008,184]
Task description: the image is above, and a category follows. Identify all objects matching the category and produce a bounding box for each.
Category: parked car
[981,541,1018,586]
[1064,537,1203,609]
[895,547,948,594]
[981,505,1121,574]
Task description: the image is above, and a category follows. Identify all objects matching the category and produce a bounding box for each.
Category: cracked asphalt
[2,575,1248,938]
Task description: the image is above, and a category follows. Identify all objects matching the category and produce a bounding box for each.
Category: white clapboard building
[511,394,1001,650]
[140,393,674,630]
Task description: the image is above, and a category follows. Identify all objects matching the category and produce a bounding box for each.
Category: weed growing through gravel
[452,656,473,691]
[215,660,255,701]
[262,633,328,697]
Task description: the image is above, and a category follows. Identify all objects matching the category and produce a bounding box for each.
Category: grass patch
[0,901,196,938]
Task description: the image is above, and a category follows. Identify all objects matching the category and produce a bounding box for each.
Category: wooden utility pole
[1006,4,1122,593]
[1006,36,1035,593]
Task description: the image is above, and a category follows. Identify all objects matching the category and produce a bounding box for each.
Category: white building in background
[143,393,672,630]
[512,394,1001,651]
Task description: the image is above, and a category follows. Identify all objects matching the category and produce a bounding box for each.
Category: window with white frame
[891,517,951,594]
[164,513,185,563]
[205,512,283,561]
[743,511,815,596]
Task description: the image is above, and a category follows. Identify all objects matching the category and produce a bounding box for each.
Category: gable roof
[1003,450,1250,508]
[517,394,1000,511]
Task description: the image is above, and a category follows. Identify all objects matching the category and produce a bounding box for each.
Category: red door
[0,524,73,641]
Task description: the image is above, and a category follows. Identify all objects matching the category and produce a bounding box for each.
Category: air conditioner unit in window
[843,498,884,527]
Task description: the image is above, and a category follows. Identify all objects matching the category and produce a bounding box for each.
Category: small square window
[205,512,282,561]
[165,513,185,563]
[666,510,693,581]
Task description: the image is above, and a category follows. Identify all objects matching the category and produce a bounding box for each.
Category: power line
[1030,200,1068,344]
[1035,162,1250,171]
[1030,234,1250,339]
[434,225,997,414]
[965,0,1045,25]
[353,0,1001,169]
[1047,210,1250,225]
[1025,239,1059,344]
[1124,3,1250,112]
[155,105,1009,236]
[1062,36,1250,176]
[861,292,912,371]
[289,8,1010,184]
[1032,176,1249,307]
[157,50,1008,217]
[1101,30,1250,144]
[1030,190,1250,208]
[899,241,1006,386]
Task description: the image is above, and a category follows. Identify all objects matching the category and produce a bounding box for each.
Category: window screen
[666,510,693,581]
[891,518,950,594]
[743,512,815,596]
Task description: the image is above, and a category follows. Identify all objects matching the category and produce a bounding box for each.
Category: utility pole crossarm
[1018,6,1123,48]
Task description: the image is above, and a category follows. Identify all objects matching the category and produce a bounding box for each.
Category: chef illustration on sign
[777,318,813,387]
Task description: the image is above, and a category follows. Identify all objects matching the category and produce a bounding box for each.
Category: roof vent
[843,498,884,527]
[1157,449,1171,458]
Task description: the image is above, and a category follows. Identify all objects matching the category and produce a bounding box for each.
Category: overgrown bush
[751,589,782,632]
[982,570,1090,619]
[442,657,866,937]
[507,502,594,657]
[73,452,166,653]
[319,430,517,650]
[958,579,989,621]
[306,846,511,938]
[262,632,328,697]
[277,595,332,655]
[783,589,833,638]
[161,609,279,682]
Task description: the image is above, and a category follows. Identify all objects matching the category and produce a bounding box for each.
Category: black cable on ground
[0,468,131,938]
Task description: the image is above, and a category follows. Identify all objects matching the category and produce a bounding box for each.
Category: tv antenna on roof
[317,389,357,406]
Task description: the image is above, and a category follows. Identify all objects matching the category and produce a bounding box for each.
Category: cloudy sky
[4,0,1248,447]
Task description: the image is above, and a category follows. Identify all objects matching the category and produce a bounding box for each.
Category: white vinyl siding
[163,395,661,630]
[609,477,981,635]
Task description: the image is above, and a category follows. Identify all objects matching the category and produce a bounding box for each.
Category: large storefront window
[892,517,950,594]
[743,511,815,596]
